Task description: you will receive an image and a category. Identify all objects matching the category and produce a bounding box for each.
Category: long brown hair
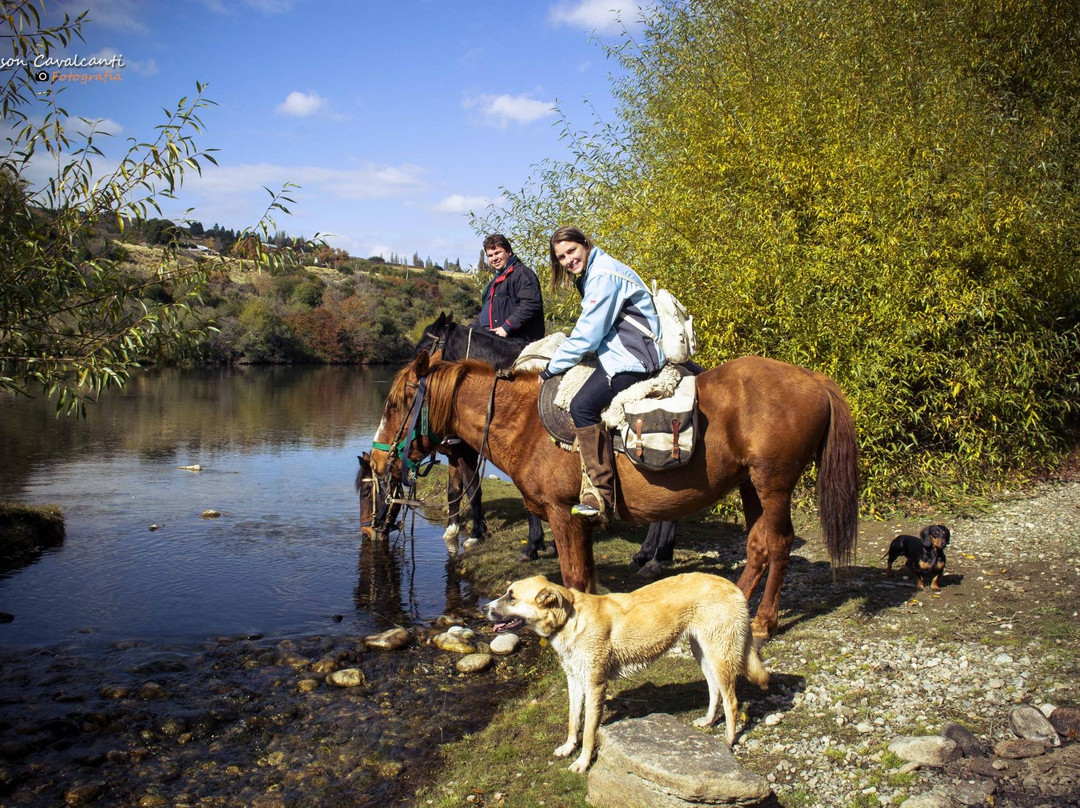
[548,226,592,293]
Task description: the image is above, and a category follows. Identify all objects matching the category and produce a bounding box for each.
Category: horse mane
[424,358,489,436]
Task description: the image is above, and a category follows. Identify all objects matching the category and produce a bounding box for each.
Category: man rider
[472,234,544,343]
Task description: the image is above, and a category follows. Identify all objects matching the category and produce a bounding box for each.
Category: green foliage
[0,2,318,415]
[476,0,1080,509]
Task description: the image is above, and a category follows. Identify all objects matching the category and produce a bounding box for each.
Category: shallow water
[0,365,470,648]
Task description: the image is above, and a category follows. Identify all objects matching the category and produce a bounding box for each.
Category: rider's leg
[569,370,648,519]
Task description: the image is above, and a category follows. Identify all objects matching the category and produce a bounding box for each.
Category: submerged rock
[365,628,412,651]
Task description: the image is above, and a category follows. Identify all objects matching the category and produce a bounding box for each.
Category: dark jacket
[472,255,545,342]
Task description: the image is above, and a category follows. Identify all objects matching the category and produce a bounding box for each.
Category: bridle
[368,361,504,535]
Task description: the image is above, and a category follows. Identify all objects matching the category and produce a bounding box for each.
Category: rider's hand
[492,326,509,338]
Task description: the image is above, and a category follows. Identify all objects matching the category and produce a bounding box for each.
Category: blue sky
[30,0,655,268]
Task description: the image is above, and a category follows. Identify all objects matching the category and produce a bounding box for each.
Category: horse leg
[632,522,661,569]
[634,521,678,580]
[736,486,794,641]
[520,510,547,561]
[443,461,464,553]
[548,508,597,593]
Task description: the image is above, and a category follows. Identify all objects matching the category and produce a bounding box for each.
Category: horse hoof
[519,552,538,562]
[636,560,664,580]
[462,538,481,551]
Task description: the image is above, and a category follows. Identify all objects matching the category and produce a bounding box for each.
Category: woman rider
[538,226,666,520]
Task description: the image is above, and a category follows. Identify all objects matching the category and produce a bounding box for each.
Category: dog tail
[744,644,770,690]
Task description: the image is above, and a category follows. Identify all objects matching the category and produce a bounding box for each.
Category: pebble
[364,627,412,651]
[200,509,221,518]
[489,633,520,655]
[433,632,475,654]
[326,668,366,688]
[455,653,493,674]
[734,482,1080,808]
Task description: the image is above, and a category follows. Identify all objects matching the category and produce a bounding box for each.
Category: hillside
[114,241,483,365]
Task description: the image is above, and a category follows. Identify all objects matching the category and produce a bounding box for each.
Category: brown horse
[369,352,859,640]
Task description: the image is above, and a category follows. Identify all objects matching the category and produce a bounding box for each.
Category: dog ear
[919,526,933,545]
[536,587,564,611]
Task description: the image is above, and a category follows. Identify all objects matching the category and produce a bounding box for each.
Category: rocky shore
[0,481,1077,807]
[727,481,1080,807]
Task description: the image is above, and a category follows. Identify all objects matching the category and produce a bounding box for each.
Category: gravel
[728,481,1080,807]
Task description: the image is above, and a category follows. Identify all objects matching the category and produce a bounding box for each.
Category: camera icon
[33,69,50,82]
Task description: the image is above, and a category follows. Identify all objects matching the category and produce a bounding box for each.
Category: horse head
[355,451,379,539]
[368,351,447,533]
[414,312,454,361]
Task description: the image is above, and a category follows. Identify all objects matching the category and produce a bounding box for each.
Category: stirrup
[571,501,601,518]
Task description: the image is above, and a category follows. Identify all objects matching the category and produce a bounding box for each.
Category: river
[0,366,529,807]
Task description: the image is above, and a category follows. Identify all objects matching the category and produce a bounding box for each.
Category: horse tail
[816,380,860,567]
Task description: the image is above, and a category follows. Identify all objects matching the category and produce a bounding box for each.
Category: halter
[371,376,441,489]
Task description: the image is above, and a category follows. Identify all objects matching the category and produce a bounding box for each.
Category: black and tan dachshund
[885,524,951,591]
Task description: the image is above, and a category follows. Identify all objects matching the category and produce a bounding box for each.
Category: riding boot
[572,423,615,520]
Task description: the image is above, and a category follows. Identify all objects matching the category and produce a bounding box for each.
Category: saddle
[517,334,699,471]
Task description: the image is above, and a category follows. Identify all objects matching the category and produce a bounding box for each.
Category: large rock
[1009,704,1060,747]
[888,736,961,767]
[941,722,985,757]
[1049,706,1080,740]
[587,713,773,807]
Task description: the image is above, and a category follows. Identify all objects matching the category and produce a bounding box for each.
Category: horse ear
[447,311,455,324]
[415,350,430,376]
[436,311,447,326]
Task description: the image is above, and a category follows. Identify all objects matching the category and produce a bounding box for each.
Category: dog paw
[568,755,591,774]
[692,716,715,728]
[553,741,576,758]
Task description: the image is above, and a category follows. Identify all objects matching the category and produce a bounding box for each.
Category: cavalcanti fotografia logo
[1,53,126,85]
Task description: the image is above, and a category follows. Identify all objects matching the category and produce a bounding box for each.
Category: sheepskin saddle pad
[513,333,690,451]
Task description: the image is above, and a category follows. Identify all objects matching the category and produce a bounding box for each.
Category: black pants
[569,367,651,428]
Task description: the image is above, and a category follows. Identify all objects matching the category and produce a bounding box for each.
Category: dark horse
[357,313,550,557]
[369,352,859,641]
[409,312,546,558]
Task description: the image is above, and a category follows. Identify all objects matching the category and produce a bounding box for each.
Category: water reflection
[0,365,466,648]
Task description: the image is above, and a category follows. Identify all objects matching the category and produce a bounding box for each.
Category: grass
[0,500,65,558]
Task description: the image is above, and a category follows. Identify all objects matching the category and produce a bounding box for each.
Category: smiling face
[485,245,511,272]
[552,240,589,276]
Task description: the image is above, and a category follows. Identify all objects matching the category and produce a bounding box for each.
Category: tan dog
[484,572,769,773]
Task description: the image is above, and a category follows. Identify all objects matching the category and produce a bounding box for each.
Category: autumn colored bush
[477,0,1080,509]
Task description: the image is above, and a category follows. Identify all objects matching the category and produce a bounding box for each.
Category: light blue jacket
[545,246,666,377]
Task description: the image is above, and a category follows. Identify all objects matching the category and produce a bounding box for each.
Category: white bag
[618,280,697,364]
[651,283,696,364]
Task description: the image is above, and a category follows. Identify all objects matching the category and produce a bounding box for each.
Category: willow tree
[478,0,1080,507]
[0,3,309,415]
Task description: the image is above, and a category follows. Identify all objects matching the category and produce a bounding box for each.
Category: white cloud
[432,194,497,215]
[57,0,149,33]
[71,117,124,137]
[276,91,327,117]
[185,161,425,201]
[127,57,159,77]
[549,0,654,33]
[463,93,556,127]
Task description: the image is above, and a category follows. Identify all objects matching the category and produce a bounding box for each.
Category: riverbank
[1,478,1077,806]
[417,477,1080,807]
[0,501,64,570]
